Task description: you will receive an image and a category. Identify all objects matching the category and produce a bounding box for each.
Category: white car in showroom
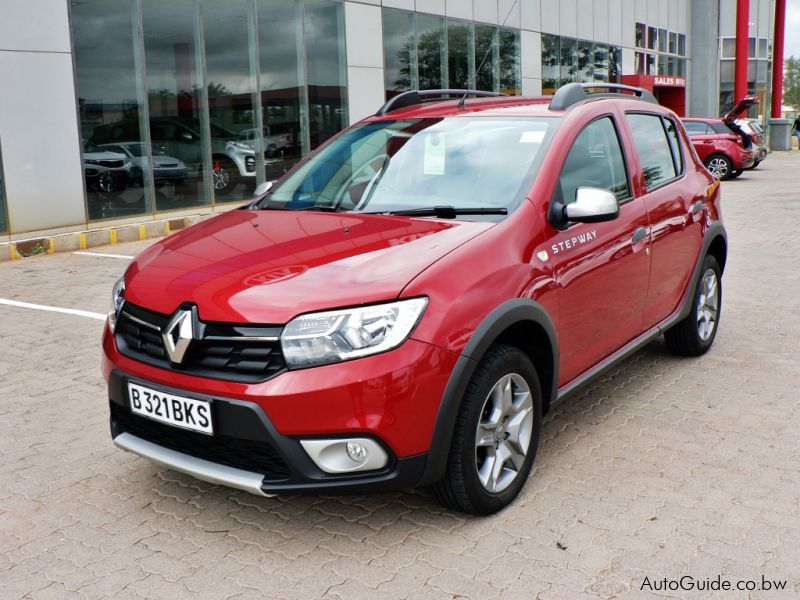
[99,142,188,188]
[82,140,130,194]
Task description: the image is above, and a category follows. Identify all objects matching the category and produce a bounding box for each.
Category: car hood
[125,209,494,323]
[84,151,126,161]
[152,155,183,166]
[723,96,757,124]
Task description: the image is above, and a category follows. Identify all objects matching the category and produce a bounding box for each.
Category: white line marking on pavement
[74,251,135,259]
[0,298,107,321]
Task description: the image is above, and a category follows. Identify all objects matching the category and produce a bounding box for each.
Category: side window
[683,121,709,136]
[626,113,678,191]
[557,117,630,205]
[663,117,684,175]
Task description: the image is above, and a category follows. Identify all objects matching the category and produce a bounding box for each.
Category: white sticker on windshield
[519,130,546,144]
[423,134,446,175]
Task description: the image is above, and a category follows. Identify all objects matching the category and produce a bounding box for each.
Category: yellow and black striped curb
[0,215,209,261]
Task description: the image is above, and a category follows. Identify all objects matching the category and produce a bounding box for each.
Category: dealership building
[0,0,787,241]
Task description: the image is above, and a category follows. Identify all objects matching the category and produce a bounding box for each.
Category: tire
[704,154,733,180]
[751,160,761,169]
[730,170,742,179]
[432,344,542,515]
[212,157,238,195]
[130,167,144,187]
[95,172,127,194]
[664,254,722,356]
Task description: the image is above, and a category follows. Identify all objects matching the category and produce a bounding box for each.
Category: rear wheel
[730,169,742,179]
[704,155,733,180]
[433,344,542,515]
[664,254,721,356]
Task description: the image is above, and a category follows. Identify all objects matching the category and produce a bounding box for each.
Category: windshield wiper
[367,206,508,218]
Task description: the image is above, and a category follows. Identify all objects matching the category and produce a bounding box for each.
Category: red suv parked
[104,84,727,514]
[682,97,757,180]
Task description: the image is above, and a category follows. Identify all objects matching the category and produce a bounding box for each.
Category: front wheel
[705,155,733,180]
[433,344,542,515]
[664,254,722,356]
[211,157,238,195]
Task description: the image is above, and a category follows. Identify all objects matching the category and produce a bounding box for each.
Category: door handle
[631,226,648,244]
[690,200,704,215]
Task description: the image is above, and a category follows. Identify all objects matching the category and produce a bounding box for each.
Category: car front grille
[110,402,291,480]
[99,160,124,168]
[115,303,287,383]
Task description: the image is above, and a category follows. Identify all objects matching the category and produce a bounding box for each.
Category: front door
[548,115,651,385]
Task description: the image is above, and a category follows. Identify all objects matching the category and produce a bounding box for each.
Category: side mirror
[564,187,620,223]
[253,181,273,198]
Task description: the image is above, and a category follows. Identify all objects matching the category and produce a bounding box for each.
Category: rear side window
[683,121,710,136]
[626,113,679,191]
[557,116,630,205]
[663,118,684,175]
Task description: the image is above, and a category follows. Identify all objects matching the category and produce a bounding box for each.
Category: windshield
[83,140,102,153]
[256,117,558,219]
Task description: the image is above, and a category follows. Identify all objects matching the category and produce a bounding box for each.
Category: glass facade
[382,8,520,99]
[541,35,621,95]
[71,0,348,222]
[633,22,687,77]
[718,36,772,116]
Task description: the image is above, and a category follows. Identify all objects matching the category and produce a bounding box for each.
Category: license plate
[128,382,213,435]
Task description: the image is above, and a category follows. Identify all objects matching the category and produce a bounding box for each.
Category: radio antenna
[459,0,518,108]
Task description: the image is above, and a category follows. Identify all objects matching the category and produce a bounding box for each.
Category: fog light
[346,441,368,463]
[300,438,388,474]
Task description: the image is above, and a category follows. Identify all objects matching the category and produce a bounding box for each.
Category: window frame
[551,113,634,226]
[625,111,687,194]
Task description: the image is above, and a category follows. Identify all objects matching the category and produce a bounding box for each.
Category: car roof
[682,117,722,124]
[367,93,675,121]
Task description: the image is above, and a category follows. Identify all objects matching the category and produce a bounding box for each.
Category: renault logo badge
[163,308,195,364]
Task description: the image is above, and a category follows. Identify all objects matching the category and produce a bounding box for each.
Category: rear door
[548,115,651,385]
[623,112,703,329]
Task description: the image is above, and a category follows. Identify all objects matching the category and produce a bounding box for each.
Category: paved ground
[1,152,799,599]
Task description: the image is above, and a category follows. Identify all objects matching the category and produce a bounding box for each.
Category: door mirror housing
[565,187,620,223]
[253,180,273,198]
[549,187,620,229]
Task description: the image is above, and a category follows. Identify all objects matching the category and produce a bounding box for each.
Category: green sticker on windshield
[423,134,446,175]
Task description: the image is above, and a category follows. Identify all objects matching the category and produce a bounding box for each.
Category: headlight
[281,298,428,368]
[108,276,125,332]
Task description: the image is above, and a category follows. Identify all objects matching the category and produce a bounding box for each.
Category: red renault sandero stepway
[103,84,727,514]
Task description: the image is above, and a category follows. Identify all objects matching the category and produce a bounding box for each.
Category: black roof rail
[549,82,658,111]
[375,89,506,116]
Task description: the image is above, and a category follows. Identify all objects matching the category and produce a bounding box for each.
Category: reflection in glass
[635,23,645,48]
[542,34,560,93]
[258,0,305,180]
[142,0,211,212]
[678,34,686,56]
[593,45,609,82]
[647,26,657,50]
[203,0,259,203]
[499,29,520,95]
[304,0,348,150]
[475,25,498,92]
[384,9,415,98]
[447,20,473,89]
[73,0,152,221]
[669,32,677,54]
[658,29,667,53]
[416,14,446,91]
[609,47,622,82]
[635,52,645,75]
[576,41,593,83]
[560,38,576,84]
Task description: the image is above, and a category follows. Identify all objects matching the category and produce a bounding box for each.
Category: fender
[674,221,727,323]
[418,298,558,486]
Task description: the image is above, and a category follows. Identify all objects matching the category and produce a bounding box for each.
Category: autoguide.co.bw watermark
[640,574,788,593]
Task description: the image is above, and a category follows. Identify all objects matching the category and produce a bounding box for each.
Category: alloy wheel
[213,165,231,191]
[98,172,116,193]
[474,373,533,494]
[696,268,719,341]
[707,157,728,179]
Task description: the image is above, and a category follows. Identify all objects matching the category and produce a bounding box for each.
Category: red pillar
[771,0,787,118]
[734,0,750,103]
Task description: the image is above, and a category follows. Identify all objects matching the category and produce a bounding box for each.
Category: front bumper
[108,370,428,495]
